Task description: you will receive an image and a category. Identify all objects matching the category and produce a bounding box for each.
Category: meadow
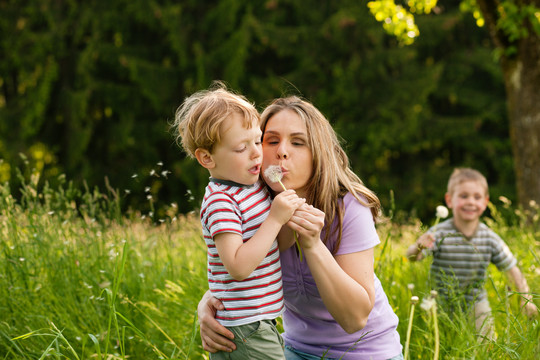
[1,176,538,359]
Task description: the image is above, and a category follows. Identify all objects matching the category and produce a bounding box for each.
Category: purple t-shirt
[280,193,402,359]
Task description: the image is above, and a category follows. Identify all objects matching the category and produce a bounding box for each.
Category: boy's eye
[235,147,246,153]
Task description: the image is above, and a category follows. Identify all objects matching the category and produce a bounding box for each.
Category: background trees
[370,0,540,214]
[0,0,516,221]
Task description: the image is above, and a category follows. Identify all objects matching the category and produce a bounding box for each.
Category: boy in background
[407,167,537,340]
[173,83,304,359]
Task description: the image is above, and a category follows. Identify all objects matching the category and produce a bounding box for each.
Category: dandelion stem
[404,303,416,360]
[432,302,439,360]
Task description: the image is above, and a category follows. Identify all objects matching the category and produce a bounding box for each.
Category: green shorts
[210,319,285,360]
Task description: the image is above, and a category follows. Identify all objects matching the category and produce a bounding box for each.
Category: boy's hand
[416,233,436,250]
[269,190,305,225]
[522,300,539,318]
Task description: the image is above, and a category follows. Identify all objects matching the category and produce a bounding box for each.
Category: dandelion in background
[435,205,449,225]
[420,290,440,360]
[264,165,303,261]
[404,295,419,360]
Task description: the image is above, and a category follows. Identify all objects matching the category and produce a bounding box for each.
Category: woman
[198,96,403,360]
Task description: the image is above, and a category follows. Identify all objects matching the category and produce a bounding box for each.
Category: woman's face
[261,109,313,198]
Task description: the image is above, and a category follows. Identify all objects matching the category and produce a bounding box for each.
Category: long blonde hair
[261,96,381,252]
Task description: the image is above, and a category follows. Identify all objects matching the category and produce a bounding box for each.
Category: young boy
[407,168,537,340]
[173,83,304,359]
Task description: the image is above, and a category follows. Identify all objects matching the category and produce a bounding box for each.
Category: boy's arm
[215,190,304,280]
[407,233,435,261]
[505,265,538,318]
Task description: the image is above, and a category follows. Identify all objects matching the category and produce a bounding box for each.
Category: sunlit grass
[0,175,538,359]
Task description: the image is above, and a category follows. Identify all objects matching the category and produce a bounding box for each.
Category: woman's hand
[287,204,325,249]
[197,290,236,353]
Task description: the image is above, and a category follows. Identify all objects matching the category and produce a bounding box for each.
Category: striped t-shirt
[426,218,517,303]
[200,178,284,327]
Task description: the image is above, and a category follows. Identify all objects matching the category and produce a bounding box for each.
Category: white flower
[435,205,449,219]
[264,165,283,183]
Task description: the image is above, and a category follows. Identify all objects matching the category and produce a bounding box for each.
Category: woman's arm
[197,290,236,353]
[288,204,375,333]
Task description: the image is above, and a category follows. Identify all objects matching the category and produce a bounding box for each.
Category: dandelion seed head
[131,174,138,178]
[435,205,449,219]
[264,165,283,183]
[144,187,151,193]
[407,283,415,291]
[157,161,163,166]
[430,290,438,298]
[420,297,436,312]
[150,169,156,176]
[410,296,419,304]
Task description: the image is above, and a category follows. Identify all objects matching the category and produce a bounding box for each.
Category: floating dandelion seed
[264,165,303,261]
[150,169,156,176]
[157,161,163,166]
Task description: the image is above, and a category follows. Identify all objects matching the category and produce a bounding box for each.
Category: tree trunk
[501,34,540,211]
[476,0,540,211]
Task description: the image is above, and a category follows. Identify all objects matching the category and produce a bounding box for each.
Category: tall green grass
[1,175,538,359]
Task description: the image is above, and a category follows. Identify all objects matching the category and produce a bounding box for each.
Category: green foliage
[1,175,538,359]
[0,0,514,221]
[0,177,207,359]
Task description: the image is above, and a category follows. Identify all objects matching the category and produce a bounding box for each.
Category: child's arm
[406,233,436,261]
[215,190,304,280]
[505,265,538,318]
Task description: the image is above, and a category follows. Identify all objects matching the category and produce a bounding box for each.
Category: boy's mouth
[248,165,260,175]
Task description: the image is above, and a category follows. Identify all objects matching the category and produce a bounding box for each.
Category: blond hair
[173,82,260,157]
[261,96,381,252]
[447,168,489,196]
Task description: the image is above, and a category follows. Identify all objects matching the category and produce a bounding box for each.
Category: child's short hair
[447,168,489,195]
[173,82,260,157]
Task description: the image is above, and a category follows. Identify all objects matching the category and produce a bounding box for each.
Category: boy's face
[197,113,263,186]
[445,180,489,223]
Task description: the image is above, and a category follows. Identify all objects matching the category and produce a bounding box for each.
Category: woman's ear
[194,148,215,169]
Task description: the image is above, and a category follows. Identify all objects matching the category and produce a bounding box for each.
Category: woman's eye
[264,138,279,145]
